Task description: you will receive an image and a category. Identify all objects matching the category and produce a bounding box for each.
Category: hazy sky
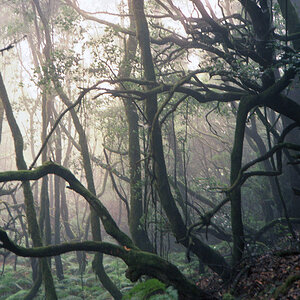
[76,0,222,20]
[78,0,120,13]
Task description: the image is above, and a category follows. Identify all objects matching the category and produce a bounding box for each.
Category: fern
[122,279,166,300]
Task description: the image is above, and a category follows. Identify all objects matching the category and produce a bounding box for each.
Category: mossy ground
[0,253,131,300]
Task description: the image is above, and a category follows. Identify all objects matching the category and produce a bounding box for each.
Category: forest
[0,0,300,299]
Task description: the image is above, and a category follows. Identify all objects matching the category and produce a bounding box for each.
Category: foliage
[168,251,201,279]
[0,265,32,300]
[0,260,177,299]
[5,290,31,300]
[0,254,132,300]
[122,278,173,300]
[54,4,81,32]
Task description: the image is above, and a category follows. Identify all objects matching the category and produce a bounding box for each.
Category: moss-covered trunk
[132,0,231,280]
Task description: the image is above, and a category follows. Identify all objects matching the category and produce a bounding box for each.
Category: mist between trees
[0,0,300,299]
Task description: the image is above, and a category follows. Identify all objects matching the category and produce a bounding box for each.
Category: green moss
[5,290,29,300]
[222,293,236,300]
[122,279,166,300]
[273,273,300,298]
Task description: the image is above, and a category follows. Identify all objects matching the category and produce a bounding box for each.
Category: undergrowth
[0,252,187,299]
[0,253,132,300]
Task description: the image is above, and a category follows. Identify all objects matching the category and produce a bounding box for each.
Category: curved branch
[64,0,134,35]
[227,142,300,193]
[0,161,135,249]
[0,228,125,258]
[0,228,216,299]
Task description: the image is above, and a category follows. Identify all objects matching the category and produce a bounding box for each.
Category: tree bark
[132,0,231,280]
[118,0,153,252]
[0,163,217,299]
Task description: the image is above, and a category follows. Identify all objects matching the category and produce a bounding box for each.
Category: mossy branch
[0,228,216,299]
[0,161,135,249]
[0,228,126,258]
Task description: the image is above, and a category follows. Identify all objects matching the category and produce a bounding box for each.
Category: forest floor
[1,249,300,299]
[198,250,300,299]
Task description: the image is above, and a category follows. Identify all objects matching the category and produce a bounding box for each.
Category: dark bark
[132,0,231,280]
[119,0,153,253]
[230,98,252,264]
[0,165,216,300]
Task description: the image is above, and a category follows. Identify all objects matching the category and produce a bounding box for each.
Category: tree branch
[0,161,135,249]
[0,227,216,299]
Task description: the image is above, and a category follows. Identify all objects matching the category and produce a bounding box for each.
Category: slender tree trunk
[119,0,153,252]
[39,94,52,254]
[0,73,57,299]
[230,99,251,264]
[59,113,87,274]
[54,126,64,280]
[54,86,122,299]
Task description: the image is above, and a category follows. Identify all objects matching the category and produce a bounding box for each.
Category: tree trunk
[132,0,231,280]
[230,99,251,264]
[0,72,57,299]
[119,0,153,252]
[54,126,64,280]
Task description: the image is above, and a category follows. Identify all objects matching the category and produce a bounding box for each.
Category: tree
[0,73,57,299]
[0,0,300,299]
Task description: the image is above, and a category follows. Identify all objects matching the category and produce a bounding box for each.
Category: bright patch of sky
[78,0,119,12]
[75,0,223,71]
[77,0,222,23]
